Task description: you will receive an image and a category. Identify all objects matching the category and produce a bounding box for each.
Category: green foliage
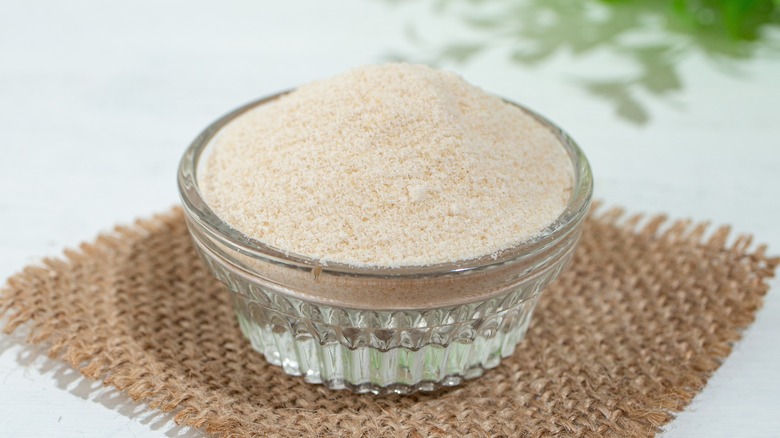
[384,0,780,124]
[605,0,779,41]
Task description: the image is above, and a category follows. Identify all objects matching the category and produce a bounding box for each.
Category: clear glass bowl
[177,92,593,395]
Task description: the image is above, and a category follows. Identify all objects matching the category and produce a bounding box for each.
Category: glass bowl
[177,92,593,395]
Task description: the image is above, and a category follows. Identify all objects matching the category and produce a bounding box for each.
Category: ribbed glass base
[194,231,575,394]
[231,289,541,395]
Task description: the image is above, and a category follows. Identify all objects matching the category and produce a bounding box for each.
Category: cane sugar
[199,64,573,267]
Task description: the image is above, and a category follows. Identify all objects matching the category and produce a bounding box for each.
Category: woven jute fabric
[1,205,777,437]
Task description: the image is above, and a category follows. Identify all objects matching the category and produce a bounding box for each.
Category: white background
[1,1,779,436]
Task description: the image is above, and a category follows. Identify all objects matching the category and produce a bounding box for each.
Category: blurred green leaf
[582,80,650,124]
[624,0,779,41]
[382,0,780,124]
[440,43,485,63]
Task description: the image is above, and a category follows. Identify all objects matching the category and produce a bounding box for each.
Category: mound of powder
[200,64,573,268]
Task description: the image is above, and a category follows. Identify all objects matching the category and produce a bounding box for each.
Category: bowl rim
[177,91,593,279]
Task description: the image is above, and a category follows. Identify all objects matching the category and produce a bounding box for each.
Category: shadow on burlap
[1,204,777,437]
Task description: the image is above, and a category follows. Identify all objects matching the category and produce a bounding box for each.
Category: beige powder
[200,64,573,268]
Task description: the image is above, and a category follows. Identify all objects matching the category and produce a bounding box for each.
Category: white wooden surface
[1,1,779,436]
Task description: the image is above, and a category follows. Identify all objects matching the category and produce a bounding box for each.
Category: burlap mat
[1,205,777,437]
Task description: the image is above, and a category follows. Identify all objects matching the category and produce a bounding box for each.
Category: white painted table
[1,1,778,436]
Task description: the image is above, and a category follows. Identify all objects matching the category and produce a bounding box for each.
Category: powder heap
[200,64,573,267]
